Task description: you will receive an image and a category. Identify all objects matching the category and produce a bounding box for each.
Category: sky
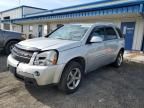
[0,0,102,11]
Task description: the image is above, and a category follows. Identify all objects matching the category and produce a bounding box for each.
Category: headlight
[33,50,58,66]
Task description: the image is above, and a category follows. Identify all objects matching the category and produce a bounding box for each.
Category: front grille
[11,46,34,63]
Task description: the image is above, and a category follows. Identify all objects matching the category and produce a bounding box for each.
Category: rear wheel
[113,50,124,67]
[5,41,18,55]
[58,61,83,94]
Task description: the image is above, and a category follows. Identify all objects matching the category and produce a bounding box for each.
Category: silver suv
[7,23,124,93]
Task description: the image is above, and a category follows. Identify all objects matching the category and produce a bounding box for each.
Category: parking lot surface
[0,54,144,108]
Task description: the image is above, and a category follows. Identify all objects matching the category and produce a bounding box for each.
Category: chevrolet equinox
[7,23,124,94]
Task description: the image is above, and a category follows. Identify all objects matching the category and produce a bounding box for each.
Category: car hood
[17,38,81,51]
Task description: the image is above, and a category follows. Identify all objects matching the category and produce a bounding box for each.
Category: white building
[1,0,144,51]
[0,5,47,32]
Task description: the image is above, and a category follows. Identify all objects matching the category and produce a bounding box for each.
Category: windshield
[48,24,90,41]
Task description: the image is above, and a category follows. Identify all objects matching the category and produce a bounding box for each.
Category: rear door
[103,26,119,64]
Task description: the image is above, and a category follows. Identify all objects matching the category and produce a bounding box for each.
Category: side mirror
[90,36,103,43]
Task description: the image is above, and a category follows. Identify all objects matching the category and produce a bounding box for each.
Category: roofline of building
[49,0,114,11]
[6,3,141,20]
[1,0,144,23]
[24,0,115,16]
[24,0,144,17]
[23,0,144,18]
[0,5,47,13]
[22,5,47,10]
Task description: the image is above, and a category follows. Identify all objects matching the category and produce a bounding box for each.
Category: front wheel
[113,50,124,67]
[58,61,83,94]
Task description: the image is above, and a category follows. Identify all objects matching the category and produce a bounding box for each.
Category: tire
[58,61,83,94]
[113,50,124,67]
[5,41,18,55]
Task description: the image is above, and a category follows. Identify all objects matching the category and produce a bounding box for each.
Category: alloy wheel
[117,53,123,66]
[67,68,81,90]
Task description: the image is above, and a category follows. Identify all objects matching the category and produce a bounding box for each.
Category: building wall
[22,18,121,38]
[23,24,44,38]
[23,18,122,37]
[23,7,46,17]
[1,8,22,20]
[0,8,22,32]
[12,24,22,33]
[21,15,144,50]
[53,16,143,50]
[133,18,144,50]
[0,6,46,32]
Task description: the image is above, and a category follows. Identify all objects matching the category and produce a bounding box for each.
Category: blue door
[121,22,135,50]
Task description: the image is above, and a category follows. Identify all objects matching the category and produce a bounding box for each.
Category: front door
[86,26,106,72]
[121,22,135,50]
[38,25,43,37]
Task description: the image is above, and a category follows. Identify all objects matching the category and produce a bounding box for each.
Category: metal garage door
[121,22,135,50]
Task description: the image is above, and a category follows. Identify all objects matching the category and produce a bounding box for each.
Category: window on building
[104,27,117,40]
[29,25,33,32]
[4,16,10,20]
[3,16,10,30]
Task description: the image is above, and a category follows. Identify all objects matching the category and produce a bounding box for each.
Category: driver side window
[91,27,105,39]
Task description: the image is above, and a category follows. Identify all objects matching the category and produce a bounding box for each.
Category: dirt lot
[0,54,144,108]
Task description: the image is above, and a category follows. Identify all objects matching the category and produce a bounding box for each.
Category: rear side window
[116,28,124,38]
[104,27,117,40]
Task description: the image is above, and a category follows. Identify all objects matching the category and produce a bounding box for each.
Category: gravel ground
[0,54,144,108]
